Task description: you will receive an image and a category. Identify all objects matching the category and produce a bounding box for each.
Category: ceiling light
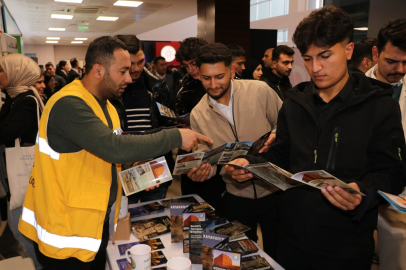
[47,37,60,40]
[71,41,83,44]
[51,14,73,20]
[114,1,143,7]
[354,27,368,31]
[97,16,119,21]
[46,41,58,43]
[49,28,66,31]
[54,0,83,3]
[74,38,88,40]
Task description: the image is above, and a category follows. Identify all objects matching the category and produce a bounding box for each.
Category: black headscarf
[242,59,262,80]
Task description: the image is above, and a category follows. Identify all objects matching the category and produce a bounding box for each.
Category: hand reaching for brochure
[259,134,276,153]
[179,129,213,152]
[225,158,254,182]
[187,163,211,182]
[321,182,362,211]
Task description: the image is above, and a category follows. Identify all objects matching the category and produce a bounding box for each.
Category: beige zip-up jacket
[190,79,283,199]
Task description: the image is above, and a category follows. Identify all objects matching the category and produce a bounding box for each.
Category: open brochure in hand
[156,102,190,125]
[118,156,172,196]
[228,163,364,195]
[378,191,406,213]
[173,131,272,175]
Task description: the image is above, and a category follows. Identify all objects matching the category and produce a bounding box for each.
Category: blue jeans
[127,187,168,205]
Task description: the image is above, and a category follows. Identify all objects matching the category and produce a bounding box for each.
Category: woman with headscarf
[0,54,44,269]
[242,59,263,80]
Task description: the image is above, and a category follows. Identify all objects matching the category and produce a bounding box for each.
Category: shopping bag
[6,139,35,210]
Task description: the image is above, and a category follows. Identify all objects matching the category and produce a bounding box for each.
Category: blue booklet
[378,190,406,213]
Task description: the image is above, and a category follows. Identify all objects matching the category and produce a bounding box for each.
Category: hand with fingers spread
[187,163,212,182]
[179,129,213,152]
[259,134,276,153]
[321,182,362,211]
[224,158,254,182]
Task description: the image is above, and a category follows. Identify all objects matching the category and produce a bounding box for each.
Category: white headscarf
[0,54,44,110]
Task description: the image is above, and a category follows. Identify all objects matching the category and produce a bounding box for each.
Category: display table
[106,194,284,270]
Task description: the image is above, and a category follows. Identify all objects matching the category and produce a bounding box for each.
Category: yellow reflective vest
[19,80,122,262]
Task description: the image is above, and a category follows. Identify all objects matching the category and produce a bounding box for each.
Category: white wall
[54,45,87,63]
[23,44,87,67]
[24,44,55,67]
[137,15,197,41]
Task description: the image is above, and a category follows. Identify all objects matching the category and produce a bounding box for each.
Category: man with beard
[113,35,175,204]
[261,45,294,100]
[226,7,406,269]
[19,36,212,270]
[365,18,406,269]
[45,62,66,92]
[187,43,282,258]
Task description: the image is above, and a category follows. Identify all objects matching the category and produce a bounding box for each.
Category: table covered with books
[106,194,284,270]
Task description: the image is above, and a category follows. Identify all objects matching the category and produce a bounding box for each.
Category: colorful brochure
[119,156,172,196]
[128,202,165,220]
[156,102,190,125]
[378,191,406,213]
[131,216,171,241]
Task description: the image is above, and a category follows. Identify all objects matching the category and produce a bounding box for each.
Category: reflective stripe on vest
[21,206,101,252]
[36,134,60,160]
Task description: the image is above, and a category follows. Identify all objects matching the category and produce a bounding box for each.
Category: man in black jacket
[261,45,294,100]
[226,6,406,270]
[226,44,246,80]
[113,35,175,204]
[67,58,81,83]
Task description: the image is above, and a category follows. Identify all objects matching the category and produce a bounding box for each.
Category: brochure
[190,202,227,226]
[215,238,258,256]
[189,221,216,264]
[183,205,206,253]
[214,221,251,241]
[212,249,241,270]
[378,191,406,213]
[156,102,190,125]
[128,202,165,220]
[228,163,365,196]
[241,255,273,270]
[119,157,173,196]
[202,231,229,270]
[173,131,273,175]
[160,196,199,208]
[117,238,165,256]
[151,250,168,266]
[170,203,192,243]
[131,216,171,241]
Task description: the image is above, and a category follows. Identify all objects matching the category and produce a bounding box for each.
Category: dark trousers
[34,219,110,270]
[275,237,373,270]
[223,191,278,259]
[181,174,226,216]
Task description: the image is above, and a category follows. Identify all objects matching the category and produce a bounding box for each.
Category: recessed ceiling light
[51,14,73,20]
[97,16,119,21]
[46,41,58,43]
[71,41,83,44]
[354,27,368,31]
[74,38,88,40]
[54,0,83,3]
[114,1,143,7]
[49,28,66,31]
[47,37,60,40]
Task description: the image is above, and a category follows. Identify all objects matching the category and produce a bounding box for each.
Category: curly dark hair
[293,6,353,54]
[352,38,377,67]
[377,18,406,53]
[176,37,208,63]
[196,43,232,68]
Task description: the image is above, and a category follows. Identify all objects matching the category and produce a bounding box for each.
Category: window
[250,0,289,22]
[277,29,288,43]
[307,0,323,10]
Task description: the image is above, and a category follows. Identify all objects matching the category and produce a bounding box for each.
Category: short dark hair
[377,18,406,53]
[70,58,78,69]
[352,38,377,67]
[176,37,208,63]
[85,36,128,75]
[45,62,53,68]
[153,56,166,65]
[58,60,67,68]
[293,6,353,54]
[226,44,246,60]
[196,43,232,68]
[272,45,294,61]
[115,35,144,54]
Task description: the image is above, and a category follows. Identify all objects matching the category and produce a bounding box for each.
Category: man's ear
[372,46,379,62]
[345,42,354,60]
[92,64,105,80]
[362,57,371,70]
[271,60,277,69]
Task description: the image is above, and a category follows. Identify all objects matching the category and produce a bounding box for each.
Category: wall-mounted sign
[160,45,176,62]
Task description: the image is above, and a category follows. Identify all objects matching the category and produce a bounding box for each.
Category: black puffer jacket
[175,73,206,116]
[247,72,406,260]
[261,67,292,101]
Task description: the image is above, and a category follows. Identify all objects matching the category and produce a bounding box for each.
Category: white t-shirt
[209,81,235,125]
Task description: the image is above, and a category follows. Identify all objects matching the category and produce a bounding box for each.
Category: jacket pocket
[67,189,109,211]
[326,127,341,172]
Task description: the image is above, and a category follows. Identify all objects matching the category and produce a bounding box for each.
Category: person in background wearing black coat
[227,44,246,80]
[45,62,66,92]
[67,58,81,84]
[226,6,406,270]
[350,38,378,74]
[261,45,294,100]
[242,59,263,80]
[55,60,69,82]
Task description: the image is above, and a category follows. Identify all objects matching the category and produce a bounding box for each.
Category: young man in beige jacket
[186,43,283,258]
